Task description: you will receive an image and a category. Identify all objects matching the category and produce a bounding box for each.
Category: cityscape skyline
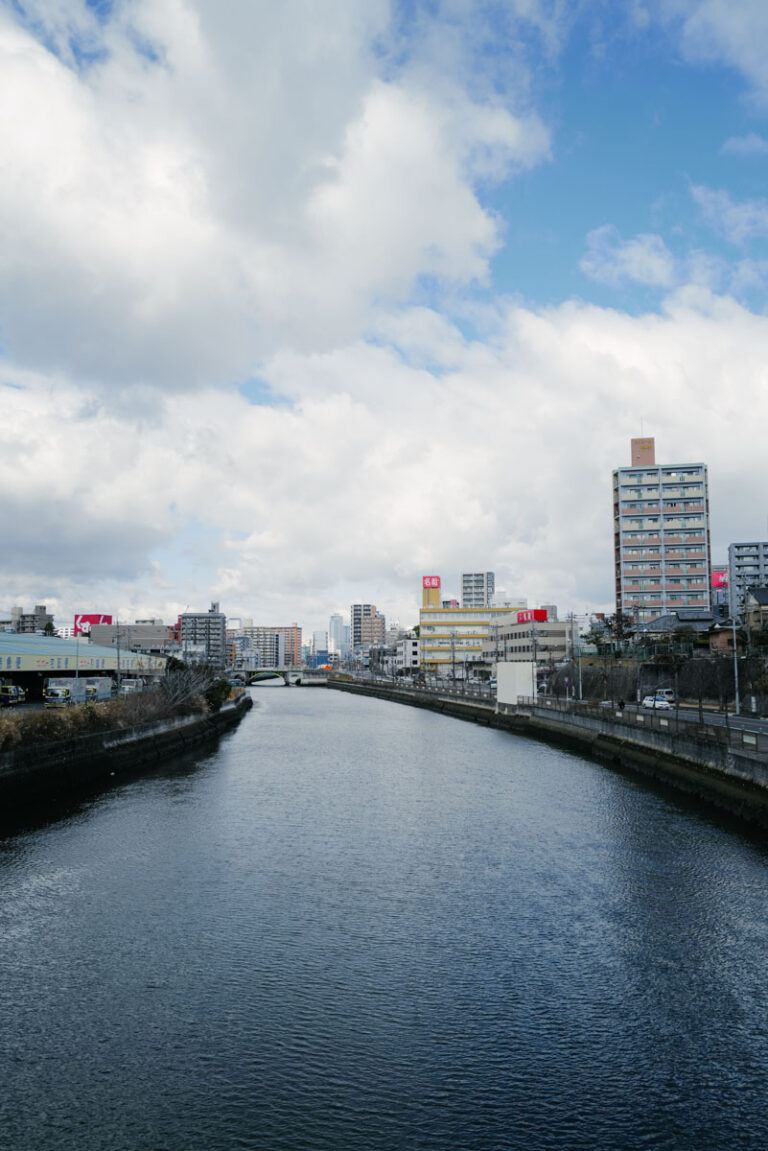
[1,3,767,633]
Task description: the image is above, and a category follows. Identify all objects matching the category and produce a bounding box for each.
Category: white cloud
[672,0,768,102]
[721,132,768,156]
[0,2,549,392]
[692,185,768,244]
[4,1,768,639]
[580,226,676,288]
[4,289,768,632]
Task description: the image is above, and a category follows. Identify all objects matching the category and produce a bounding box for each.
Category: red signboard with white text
[74,613,113,636]
[514,609,548,624]
[711,569,728,589]
[422,576,441,588]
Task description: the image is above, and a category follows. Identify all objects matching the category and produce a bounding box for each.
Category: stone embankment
[0,694,252,802]
[328,680,768,829]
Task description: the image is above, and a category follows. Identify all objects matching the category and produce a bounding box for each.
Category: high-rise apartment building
[613,439,711,626]
[351,604,386,649]
[241,626,286,668]
[180,602,227,667]
[461,572,495,608]
[728,542,768,618]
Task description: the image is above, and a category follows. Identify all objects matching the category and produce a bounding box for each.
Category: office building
[461,572,495,609]
[90,621,173,655]
[328,613,349,658]
[419,576,517,675]
[481,608,567,665]
[613,438,711,626]
[728,542,768,618]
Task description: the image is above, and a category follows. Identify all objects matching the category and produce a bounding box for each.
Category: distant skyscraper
[613,438,711,625]
[328,613,346,655]
[461,572,495,608]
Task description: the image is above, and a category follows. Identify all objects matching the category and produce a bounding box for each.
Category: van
[655,688,675,704]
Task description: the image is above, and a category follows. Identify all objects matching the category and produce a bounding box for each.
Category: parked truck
[119,678,144,696]
[43,676,115,707]
[0,683,25,706]
[84,677,115,702]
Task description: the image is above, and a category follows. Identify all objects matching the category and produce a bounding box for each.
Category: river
[1,686,767,1150]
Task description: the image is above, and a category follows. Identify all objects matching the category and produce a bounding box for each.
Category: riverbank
[328,680,768,829]
[0,693,252,802]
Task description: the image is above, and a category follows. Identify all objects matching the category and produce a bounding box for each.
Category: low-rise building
[480,609,567,666]
[90,622,173,655]
[396,634,420,675]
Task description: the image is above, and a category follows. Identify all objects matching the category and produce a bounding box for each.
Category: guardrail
[348,676,493,701]
[511,696,768,757]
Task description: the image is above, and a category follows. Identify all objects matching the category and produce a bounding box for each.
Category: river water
[1,686,768,1150]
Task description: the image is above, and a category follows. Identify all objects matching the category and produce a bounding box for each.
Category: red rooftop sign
[514,609,548,624]
[74,613,113,636]
[422,576,441,588]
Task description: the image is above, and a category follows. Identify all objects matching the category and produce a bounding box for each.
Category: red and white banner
[74,613,113,636]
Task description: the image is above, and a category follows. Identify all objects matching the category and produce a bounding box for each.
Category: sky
[2,0,768,635]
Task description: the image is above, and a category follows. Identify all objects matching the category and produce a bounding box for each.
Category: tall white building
[461,572,495,608]
[328,613,349,658]
[613,438,711,626]
[728,542,768,618]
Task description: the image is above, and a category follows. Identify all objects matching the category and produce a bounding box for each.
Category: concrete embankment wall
[0,694,252,801]
[328,681,768,829]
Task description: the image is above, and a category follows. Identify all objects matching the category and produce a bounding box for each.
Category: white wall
[496,662,536,706]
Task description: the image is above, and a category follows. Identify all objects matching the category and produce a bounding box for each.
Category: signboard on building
[711,568,728,589]
[74,613,113,636]
[422,576,441,588]
[514,609,548,624]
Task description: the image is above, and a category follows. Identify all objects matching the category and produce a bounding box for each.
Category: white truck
[43,676,115,707]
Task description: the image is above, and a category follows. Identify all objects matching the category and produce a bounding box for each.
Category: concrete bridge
[243,668,330,687]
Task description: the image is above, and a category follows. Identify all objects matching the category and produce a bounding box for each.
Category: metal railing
[511,696,768,757]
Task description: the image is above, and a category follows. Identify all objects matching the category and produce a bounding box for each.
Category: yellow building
[419,602,516,676]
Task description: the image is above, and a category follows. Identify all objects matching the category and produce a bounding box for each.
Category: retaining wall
[0,694,252,802]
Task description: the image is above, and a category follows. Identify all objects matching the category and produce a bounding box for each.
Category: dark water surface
[1,687,768,1150]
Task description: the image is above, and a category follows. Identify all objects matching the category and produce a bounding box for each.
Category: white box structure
[496,662,536,707]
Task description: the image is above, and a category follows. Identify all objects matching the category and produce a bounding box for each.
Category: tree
[606,612,635,647]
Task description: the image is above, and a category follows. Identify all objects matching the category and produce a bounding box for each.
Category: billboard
[74,613,113,636]
[711,568,728,590]
[514,609,548,624]
[422,576,441,589]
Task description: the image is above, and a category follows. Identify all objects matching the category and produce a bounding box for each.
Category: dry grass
[0,688,209,753]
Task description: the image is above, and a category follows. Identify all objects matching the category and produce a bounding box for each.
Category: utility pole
[732,611,740,716]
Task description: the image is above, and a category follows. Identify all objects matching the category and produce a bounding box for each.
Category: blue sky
[2,0,768,632]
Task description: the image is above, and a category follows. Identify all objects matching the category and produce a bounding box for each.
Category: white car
[641,696,673,710]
